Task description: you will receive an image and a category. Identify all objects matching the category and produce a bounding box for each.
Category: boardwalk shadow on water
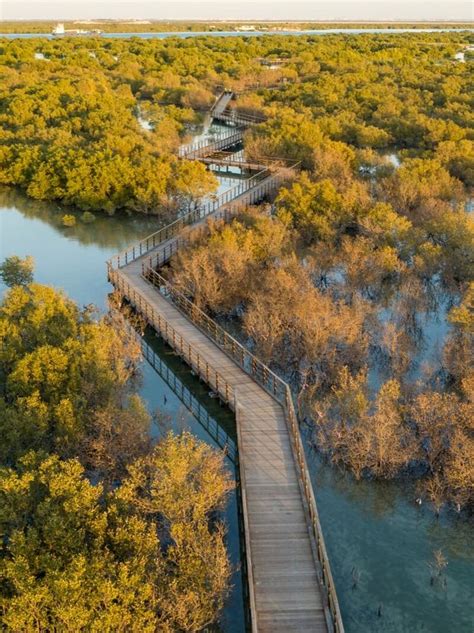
[141,326,237,461]
[132,325,247,633]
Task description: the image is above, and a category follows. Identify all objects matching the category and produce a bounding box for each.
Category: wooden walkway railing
[235,404,259,633]
[203,153,300,173]
[107,96,344,633]
[213,109,266,127]
[139,264,344,633]
[109,268,235,407]
[108,169,279,270]
[178,129,244,159]
[143,267,289,400]
[204,157,268,172]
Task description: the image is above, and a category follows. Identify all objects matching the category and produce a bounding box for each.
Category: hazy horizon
[2,1,473,23]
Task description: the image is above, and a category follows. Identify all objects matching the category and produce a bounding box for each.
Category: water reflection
[0,186,163,250]
[141,329,237,461]
[136,331,244,633]
[311,453,400,518]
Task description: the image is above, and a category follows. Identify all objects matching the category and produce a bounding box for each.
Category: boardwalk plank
[110,177,330,633]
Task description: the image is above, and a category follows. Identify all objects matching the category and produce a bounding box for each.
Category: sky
[1,0,473,22]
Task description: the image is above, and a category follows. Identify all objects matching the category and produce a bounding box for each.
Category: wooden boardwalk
[108,100,344,632]
[111,252,331,633]
[203,156,268,171]
[211,91,266,127]
[178,129,244,159]
[212,89,234,116]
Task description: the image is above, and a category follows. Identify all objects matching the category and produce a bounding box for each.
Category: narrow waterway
[1,139,473,631]
[2,28,473,40]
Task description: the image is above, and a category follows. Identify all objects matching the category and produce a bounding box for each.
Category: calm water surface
[307,444,474,633]
[1,28,473,40]
[1,179,473,632]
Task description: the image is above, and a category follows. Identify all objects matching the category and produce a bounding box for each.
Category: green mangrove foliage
[1,31,473,512]
[0,47,216,214]
[0,260,233,630]
[1,30,473,214]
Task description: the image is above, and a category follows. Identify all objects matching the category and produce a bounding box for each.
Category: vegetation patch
[0,257,233,630]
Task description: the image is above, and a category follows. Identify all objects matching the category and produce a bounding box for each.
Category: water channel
[1,119,473,632]
[2,28,473,40]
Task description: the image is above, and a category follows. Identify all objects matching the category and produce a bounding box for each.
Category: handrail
[235,402,258,633]
[213,110,265,127]
[229,110,266,123]
[203,154,301,177]
[283,388,344,633]
[214,107,264,121]
[108,268,234,407]
[140,263,345,632]
[178,129,244,158]
[206,158,269,172]
[205,151,300,166]
[106,168,271,270]
[145,174,283,271]
[142,266,289,404]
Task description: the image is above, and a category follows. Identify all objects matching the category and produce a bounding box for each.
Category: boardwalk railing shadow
[141,335,237,463]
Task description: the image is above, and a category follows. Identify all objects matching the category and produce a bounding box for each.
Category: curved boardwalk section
[107,109,344,633]
[114,261,325,631]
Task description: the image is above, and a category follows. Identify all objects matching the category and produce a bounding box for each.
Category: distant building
[52,23,102,37]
